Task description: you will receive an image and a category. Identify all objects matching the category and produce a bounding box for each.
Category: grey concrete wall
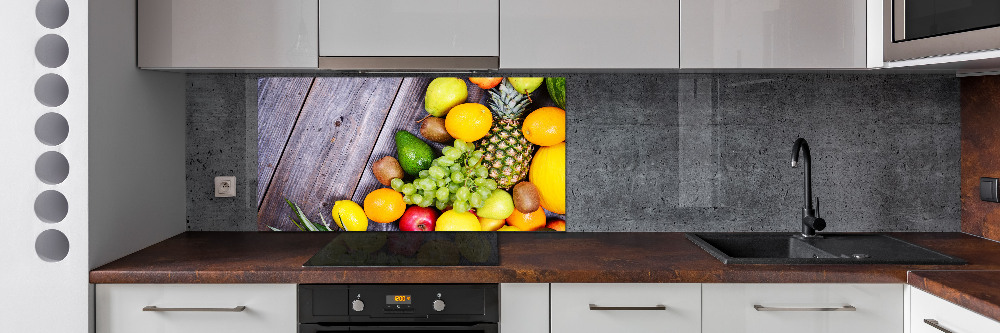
[186,74,259,231]
[186,73,960,232]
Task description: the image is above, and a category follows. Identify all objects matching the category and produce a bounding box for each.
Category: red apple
[399,206,438,231]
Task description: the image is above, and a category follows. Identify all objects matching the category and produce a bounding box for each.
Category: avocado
[394,130,435,176]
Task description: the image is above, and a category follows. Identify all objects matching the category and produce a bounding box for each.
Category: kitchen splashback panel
[187,73,960,232]
[255,77,567,232]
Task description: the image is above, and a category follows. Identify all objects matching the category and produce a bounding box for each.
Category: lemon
[497,225,521,231]
[332,200,369,231]
[435,210,482,231]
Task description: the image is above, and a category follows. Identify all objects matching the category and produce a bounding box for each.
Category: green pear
[476,190,515,220]
[508,77,544,94]
[424,77,468,117]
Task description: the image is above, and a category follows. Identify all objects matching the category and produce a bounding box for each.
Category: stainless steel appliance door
[885,0,1000,61]
[897,0,1000,41]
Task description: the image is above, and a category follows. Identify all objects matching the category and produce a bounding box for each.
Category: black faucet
[791,138,825,237]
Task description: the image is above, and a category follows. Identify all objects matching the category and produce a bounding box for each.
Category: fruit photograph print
[257,77,566,232]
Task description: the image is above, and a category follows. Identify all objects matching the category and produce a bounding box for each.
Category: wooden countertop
[90,232,1000,322]
[908,270,1000,323]
[91,232,1000,284]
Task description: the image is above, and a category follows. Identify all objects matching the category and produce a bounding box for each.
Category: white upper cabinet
[138,0,318,69]
[681,0,875,68]
[319,0,499,57]
[500,0,680,69]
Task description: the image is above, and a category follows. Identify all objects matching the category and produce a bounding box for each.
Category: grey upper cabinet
[500,0,681,69]
[138,0,318,69]
[681,0,874,69]
[317,0,499,70]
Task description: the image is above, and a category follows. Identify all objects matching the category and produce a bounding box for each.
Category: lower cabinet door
[96,284,297,333]
[500,283,549,333]
[702,283,903,333]
[550,283,701,333]
[911,287,1000,333]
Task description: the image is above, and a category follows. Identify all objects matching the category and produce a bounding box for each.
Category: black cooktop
[303,232,499,267]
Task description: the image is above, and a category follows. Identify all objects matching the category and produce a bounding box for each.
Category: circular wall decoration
[36,0,69,29]
[35,229,69,262]
[35,112,69,146]
[35,151,69,185]
[34,190,68,223]
[34,73,69,107]
[35,34,69,68]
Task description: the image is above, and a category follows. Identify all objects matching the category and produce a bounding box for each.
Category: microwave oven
[884,0,1000,62]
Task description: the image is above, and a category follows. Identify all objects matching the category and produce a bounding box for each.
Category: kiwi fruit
[512,182,540,213]
[372,156,404,186]
[420,117,454,143]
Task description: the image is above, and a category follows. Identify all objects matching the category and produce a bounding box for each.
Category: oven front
[299,284,499,333]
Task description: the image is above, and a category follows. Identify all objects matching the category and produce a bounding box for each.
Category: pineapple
[482,80,536,189]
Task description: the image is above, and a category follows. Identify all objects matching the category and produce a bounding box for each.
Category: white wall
[0,0,185,331]
[0,0,90,331]
[88,0,186,271]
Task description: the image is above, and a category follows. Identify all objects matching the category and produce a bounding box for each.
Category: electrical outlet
[215,176,236,197]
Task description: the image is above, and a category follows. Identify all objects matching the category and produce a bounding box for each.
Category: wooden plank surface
[258,77,403,230]
[256,77,314,207]
[351,78,489,231]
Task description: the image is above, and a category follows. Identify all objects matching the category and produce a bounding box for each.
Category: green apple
[424,78,468,117]
[476,190,515,220]
[508,77,544,94]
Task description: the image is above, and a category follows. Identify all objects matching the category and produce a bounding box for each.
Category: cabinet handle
[589,304,667,311]
[143,306,247,312]
[753,305,856,312]
[924,319,955,333]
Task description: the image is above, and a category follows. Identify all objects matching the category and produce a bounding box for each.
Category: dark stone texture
[186,74,258,231]
[185,73,960,232]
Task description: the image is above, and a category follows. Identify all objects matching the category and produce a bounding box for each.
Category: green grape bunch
[390,139,499,212]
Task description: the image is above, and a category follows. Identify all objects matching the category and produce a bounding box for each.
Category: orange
[468,77,503,90]
[529,142,565,214]
[546,220,566,231]
[363,188,405,223]
[445,103,493,142]
[506,208,546,231]
[522,107,565,146]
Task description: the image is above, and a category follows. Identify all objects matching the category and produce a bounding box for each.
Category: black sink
[686,233,966,265]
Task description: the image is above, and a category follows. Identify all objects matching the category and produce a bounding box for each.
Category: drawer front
[702,283,903,333]
[551,283,701,333]
[319,0,499,57]
[96,284,296,333]
[911,288,1000,333]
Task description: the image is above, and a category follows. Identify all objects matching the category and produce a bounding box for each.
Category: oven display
[386,295,412,304]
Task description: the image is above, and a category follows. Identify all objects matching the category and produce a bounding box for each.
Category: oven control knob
[352,299,364,312]
[432,299,446,312]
